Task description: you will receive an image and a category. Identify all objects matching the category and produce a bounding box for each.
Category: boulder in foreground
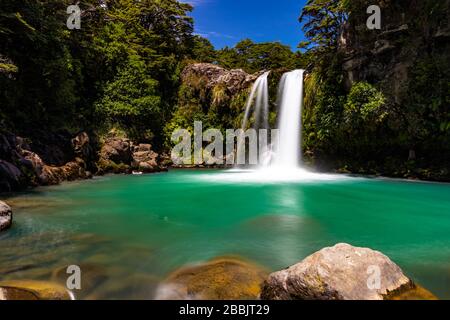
[261,243,437,300]
[0,280,73,300]
[156,257,268,300]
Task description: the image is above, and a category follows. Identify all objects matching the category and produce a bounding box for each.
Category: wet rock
[261,243,417,300]
[156,257,268,300]
[0,200,12,231]
[0,280,73,300]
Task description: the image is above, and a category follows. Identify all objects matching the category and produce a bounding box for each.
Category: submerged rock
[156,257,268,300]
[261,243,434,300]
[0,280,73,300]
[0,201,12,231]
[86,273,159,300]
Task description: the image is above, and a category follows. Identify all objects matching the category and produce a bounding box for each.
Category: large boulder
[261,243,436,300]
[132,144,160,173]
[0,201,12,231]
[0,280,73,300]
[98,136,133,174]
[100,137,132,165]
[19,147,89,186]
[156,257,268,300]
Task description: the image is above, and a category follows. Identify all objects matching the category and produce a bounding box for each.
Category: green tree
[216,39,301,73]
[191,36,216,63]
[299,0,349,51]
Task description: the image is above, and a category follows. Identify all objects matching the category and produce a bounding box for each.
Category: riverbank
[2,129,450,196]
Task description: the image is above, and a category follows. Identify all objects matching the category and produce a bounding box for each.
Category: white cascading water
[272,69,305,168]
[242,71,270,131]
[204,69,342,182]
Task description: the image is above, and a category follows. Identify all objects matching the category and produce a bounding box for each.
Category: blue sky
[184,0,308,50]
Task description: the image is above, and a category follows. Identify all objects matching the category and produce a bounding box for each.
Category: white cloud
[195,29,236,39]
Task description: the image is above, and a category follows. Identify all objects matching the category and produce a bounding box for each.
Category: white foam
[196,167,350,184]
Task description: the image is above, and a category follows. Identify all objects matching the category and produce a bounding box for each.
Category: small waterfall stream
[241,71,270,131]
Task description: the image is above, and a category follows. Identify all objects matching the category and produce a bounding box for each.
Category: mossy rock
[157,256,268,300]
[387,284,438,300]
[0,280,73,300]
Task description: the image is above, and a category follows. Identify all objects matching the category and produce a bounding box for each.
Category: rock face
[132,144,160,173]
[98,134,164,174]
[0,280,73,300]
[339,0,450,102]
[182,63,258,96]
[156,257,268,300]
[261,243,421,300]
[100,137,132,166]
[0,201,12,231]
[0,131,94,191]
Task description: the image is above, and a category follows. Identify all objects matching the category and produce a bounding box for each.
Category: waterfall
[238,69,305,169]
[272,69,305,168]
[217,68,341,182]
[242,71,270,131]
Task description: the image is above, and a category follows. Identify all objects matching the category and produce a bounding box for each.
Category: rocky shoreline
[2,127,449,194]
[0,130,167,194]
[0,234,438,300]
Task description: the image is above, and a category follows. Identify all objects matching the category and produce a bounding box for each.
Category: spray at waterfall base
[171,121,280,166]
[171,69,306,168]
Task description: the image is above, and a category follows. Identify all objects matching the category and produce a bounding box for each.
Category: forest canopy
[0,0,303,146]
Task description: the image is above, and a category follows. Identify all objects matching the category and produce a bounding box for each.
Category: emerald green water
[1,169,450,299]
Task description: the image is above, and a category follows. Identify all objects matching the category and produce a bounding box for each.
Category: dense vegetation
[0,1,304,149]
[300,0,450,179]
[1,0,449,180]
